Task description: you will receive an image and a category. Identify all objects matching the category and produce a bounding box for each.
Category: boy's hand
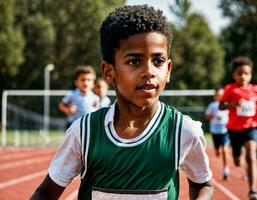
[68,105,77,115]
[220,99,244,109]
[93,100,100,109]
[237,99,245,107]
[204,114,214,120]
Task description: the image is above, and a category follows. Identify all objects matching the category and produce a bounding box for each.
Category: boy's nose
[141,62,155,79]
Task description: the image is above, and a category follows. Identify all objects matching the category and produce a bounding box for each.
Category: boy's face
[75,73,95,94]
[214,89,224,101]
[102,32,171,108]
[232,65,252,86]
[94,80,108,98]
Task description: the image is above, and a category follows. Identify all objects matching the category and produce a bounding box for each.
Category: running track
[0,147,249,200]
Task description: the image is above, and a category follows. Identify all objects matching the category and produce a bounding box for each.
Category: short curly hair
[232,56,253,72]
[100,4,171,65]
[74,65,96,80]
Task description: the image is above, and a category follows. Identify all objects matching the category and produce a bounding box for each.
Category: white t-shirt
[49,103,212,187]
[205,101,228,134]
[62,88,99,123]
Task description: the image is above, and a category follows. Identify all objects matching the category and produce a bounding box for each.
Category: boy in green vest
[30,4,213,200]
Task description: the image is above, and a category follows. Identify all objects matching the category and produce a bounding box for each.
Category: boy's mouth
[137,83,158,91]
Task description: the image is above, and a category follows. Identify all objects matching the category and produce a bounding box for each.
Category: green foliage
[0,0,24,88]
[219,0,257,83]
[1,0,125,92]
[169,0,191,26]
[167,2,224,109]
[170,14,224,90]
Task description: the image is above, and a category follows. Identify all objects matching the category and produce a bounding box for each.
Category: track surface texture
[0,147,249,200]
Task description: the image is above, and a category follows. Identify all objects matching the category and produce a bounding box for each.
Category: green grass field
[0,130,66,147]
[0,129,213,148]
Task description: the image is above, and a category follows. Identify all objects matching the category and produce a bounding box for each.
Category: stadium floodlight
[44,64,55,136]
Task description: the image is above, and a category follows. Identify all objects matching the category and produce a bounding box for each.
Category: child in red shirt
[219,56,257,200]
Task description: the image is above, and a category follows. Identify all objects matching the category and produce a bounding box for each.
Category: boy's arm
[204,113,213,120]
[188,179,214,200]
[59,102,70,115]
[59,102,77,116]
[219,100,243,110]
[30,174,65,200]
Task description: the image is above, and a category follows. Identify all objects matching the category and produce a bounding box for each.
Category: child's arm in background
[219,99,244,110]
[59,102,77,116]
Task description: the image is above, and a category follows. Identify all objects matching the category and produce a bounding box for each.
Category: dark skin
[189,179,213,200]
[30,175,213,200]
[30,175,64,200]
[31,32,214,200]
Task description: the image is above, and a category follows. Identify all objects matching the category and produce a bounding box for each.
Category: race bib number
[237,101,256,117]
[92,188,168,200]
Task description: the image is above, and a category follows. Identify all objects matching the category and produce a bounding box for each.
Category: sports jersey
[220,83,257,131]
[205,101,228,134]
[61,88,99,123]
[48,102,212,200]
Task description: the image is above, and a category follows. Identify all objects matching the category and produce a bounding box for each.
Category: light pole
[43,64,54,136]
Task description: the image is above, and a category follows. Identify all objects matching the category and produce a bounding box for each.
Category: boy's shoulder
[249,83,257,90]
[87,90,100,99]
[183,114,203,131]
[224,82,236,89]
[163,103,202,134]
[90,106,110,119]
[224,83,257,91]
[206,101,218,110]
[163,103,180,113]
[207,100,217,106]
[67,88,80,96]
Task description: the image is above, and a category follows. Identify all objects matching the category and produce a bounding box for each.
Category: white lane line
[0,147,38,155]
[0,156,52,170]
[65,189,78,200]
[212,178,241,200]
[0,170,47,189]
[0,150,55,160]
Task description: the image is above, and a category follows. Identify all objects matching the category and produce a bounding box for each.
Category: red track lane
[0,147,249,200]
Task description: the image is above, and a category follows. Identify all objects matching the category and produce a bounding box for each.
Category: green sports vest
[78,103,183,200]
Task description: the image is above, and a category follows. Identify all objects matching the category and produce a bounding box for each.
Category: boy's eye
[128,59,140,66]
[153,58,165,66]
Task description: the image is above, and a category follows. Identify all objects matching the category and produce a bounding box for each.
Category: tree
[169,1,224,90]
[219,0,257,83]
[169,0,191,27]
[0,0,125,91]
[166,0,224,110]
[0,0,24,89]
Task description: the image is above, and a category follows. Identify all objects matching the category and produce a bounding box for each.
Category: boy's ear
[166,60,172,83]
[101,61,114,84]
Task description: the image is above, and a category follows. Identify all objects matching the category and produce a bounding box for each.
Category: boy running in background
[59,65,99,128]
[31,5,213,200]
[93,78,111,108]
[205,86,230,180]
[219,56,257,200]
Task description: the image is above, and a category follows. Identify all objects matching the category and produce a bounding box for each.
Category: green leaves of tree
[219,0,257,83]
[169,0,224,90]
[0,0,125,91]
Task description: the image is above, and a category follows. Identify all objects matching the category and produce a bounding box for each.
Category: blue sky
[126,0,230,35]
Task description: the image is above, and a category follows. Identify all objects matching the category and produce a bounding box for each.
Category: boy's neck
[78,88,90,95]
[113,102,158,139]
